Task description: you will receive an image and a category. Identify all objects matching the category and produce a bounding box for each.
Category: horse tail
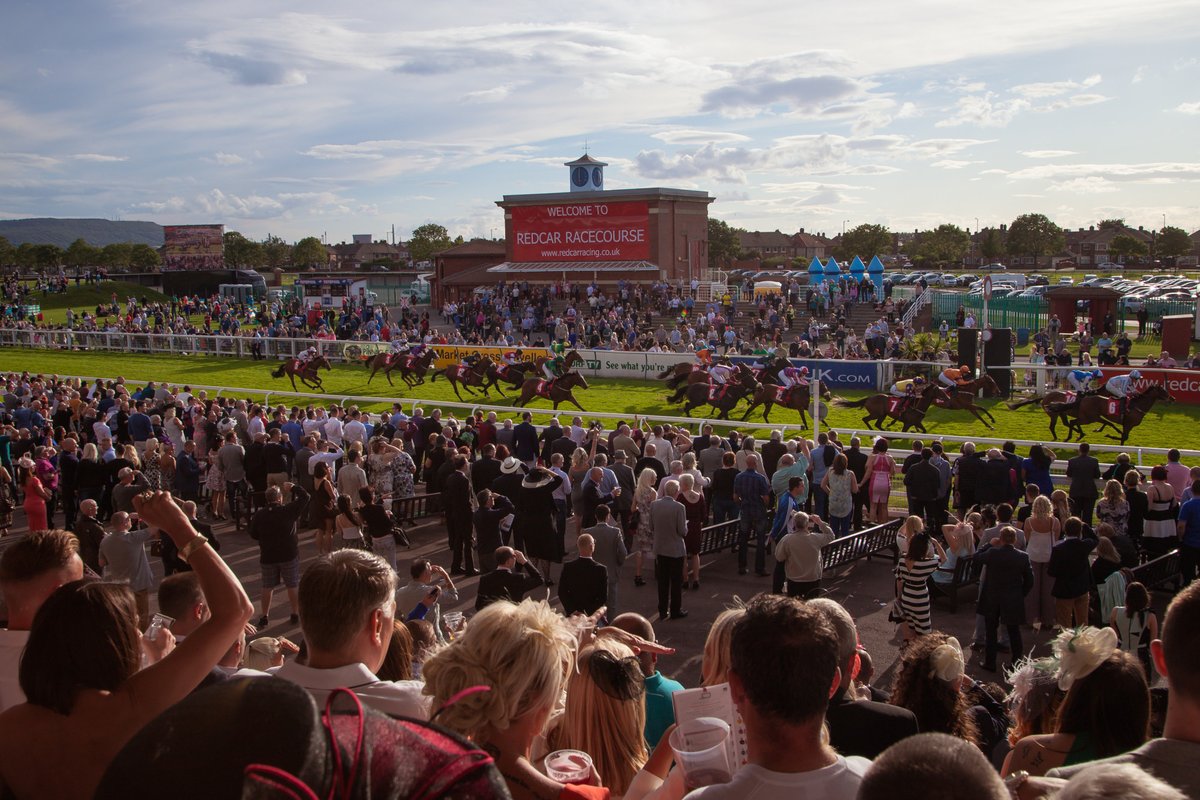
[1006,396,1041,410]
[271,364,285,378]
[364,356,373,369]
[665,374,684,390]
[657,366,677,379]
[833,397,869,409]
[668,385,688,404]
[430,370,439,383]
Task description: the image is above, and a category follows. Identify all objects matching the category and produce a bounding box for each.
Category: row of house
[736,228,834,261]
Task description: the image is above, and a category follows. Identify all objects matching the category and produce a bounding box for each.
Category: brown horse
[364,348,436,386]
[271,354,331,391]
[393,348,439,387]
[515,371,589,411]
[833,383,949,433]
[1048,384,1173,444]
[1008,386,1106,441]
[430,358,493,401]
[480,360,531,395]
[659,361,709,390]
[679,373,760,419]
[533,349,584,375]
[742,381,832,426]
[933,374,1002,429]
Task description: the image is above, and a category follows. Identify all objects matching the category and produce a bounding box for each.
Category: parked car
[1057,276,1075,285]
[1027,274,1050,286]
[979,262,1007,271]
[1019,285,1049,297]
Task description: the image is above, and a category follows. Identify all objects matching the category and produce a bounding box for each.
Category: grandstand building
[435,155,714,302]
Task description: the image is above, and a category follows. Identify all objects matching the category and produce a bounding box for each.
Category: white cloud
[71,153,127,162]
[1132,65,1149,84]
[214,152,246,165]
[651,130,753,145]
[1020,150,1078,158]
[931,159,981,169]
[936,93,1030,127]
[1047,177,1120,194]
[1007,162,1200,183]
[1174,101,1200,114]
[1011,74,1102,98]
[462,84,515,103]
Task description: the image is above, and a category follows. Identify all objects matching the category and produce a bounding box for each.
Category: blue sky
[2,1,1198,243]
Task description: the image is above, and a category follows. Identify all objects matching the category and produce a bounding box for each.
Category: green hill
[29,281,169,315]
[0,218,163,248]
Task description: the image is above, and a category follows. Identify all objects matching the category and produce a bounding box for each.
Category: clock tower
[565,153,607,192]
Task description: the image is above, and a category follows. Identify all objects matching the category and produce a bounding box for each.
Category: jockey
[889,375,925,397]
[938,365,973,389]
[1106,369,1141,414]
[696,343,714,365]
[543,348,566,380]
[1067,368,1103,394]
[297,346,318,367]
[502,348,524,367]
[710,361,736,385]
[778,365,810,389]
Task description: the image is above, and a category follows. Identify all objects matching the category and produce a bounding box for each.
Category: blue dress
[1021,458,1053,495]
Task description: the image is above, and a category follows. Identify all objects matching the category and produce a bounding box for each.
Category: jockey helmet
[1129,369,1141,379]
[1092,369,1103,379]
[913,376,926,385]
[959,365,971,374]
[798,366,809,375]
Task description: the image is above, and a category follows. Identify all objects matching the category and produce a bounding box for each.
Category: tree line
[708,215,1194,270]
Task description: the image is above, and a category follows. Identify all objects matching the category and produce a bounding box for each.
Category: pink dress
[23,476,48,532]
[869,455,894,504]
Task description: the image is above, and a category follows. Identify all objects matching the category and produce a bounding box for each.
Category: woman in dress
[935,515,980,590]
[75,443,107,509]
[141,438,162,490]
[1109,581,1157,679]
[678,473,706,591]
[1022,445,1055,497]
[312,462,338,556]
[1095,479,1130,537]
[631,468,658,587]
[32,447,58,524]
[162,407,186,454]
[333,495,364,550]
[735,436,759,473]
[864,437,896,525]
[820,452,858,537]
[367,437,403,498]
[1124,470,1147,550]
[1022,495,1060,629]
[18,457,50,532]
[516,467,564,586]
[897,529,946,640]
[1142,465,1178,559]
[204,443,226,520]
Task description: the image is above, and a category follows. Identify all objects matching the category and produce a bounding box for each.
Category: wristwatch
[178,534,210,563]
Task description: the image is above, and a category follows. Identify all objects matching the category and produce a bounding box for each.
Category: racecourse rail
[32,371,1200,482]
[7,328,1200,402]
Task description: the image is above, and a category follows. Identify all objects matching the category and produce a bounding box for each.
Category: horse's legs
[968,406,994,430]
[565,394,585,413]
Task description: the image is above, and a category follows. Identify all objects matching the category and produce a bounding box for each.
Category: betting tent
[867,255,885,295]
[807,256,824,287]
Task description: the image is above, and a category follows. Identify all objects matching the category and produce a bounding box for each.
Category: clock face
[591,167,603,187]
[572,166,589,187]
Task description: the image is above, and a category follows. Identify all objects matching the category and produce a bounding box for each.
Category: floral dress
[204,452,225,492]
[143,453,162,490]
[369,454,395,497]
[391,451,416,498]
[634,489,655,554]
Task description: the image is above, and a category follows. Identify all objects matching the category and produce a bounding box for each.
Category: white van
[991,274,1027,290]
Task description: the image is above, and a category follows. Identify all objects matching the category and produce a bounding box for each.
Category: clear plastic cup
[669,717,732,790]
[145,612,174,642]
[443,611,464,634]
[544,749,593,784]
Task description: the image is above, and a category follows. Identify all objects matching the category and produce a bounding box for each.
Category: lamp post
[842,220,850,237]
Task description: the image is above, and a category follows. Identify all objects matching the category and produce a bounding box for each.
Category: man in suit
[609,450,637,541]
[974,526,1034,672]
[581,466,620,529]
[585,505,628,617]
[903,448,942,524]
[173,439,202,503]
[634,442,667,487]
[760,430,787,478]
[1002,441,1024,505]
[470,444,503,493]
[442,455,477,576]
[1066,441,1101,526]
[475,546,544,611]
[538,417,565,464]
[845,437,869,529]
[977,448,1013,507]
[512,411,539,469]
[812,598,919,759]
[651,479,688,620]
[558,534,608,617]
[473,489,514,573]
[899,440,924,515]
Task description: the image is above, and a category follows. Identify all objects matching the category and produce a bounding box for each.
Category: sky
[2,0,1199,244]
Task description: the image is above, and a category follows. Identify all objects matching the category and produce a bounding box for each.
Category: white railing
[38,371,1200,470]
[900,288,930,328]
[0,328,389,362]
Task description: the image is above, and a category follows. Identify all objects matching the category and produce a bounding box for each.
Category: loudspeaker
[983,328,1013,396]
[957,328,979,371]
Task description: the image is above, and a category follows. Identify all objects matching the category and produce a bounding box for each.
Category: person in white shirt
[273,549,429,720]
[336,450,369,509]
[685,594,870,800]
[246,409,266,440]
[568,417,588,446]
[308,442,344,483]
[323,408,344,447]
[342,409,367,448]
[0,531,86,712]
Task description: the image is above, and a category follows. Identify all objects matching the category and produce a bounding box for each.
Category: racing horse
[666,362,754,405]
[391,348,440,388]
[833,382,949,433]
[1049,384,1173,444]
[364,347,436,387]
[430,357,494,401]
[659,361,709,390]
[532,349,584,375]
[514,371,590,412]
[932,373,1002,429]
[679,371,760,419]
[480,359,532,395]
[742,380,832,426]
[1007,387,1104,441]
[271,354,331,392]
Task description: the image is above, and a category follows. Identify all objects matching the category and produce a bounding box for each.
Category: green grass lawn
[19,281,171,325]
[0,347,1192,453]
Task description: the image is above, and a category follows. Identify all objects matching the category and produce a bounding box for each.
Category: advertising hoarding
[510,201,650,262]
[162,224,225,271]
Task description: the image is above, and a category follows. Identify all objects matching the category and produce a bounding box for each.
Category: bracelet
[1005,770,1029,799]
[178,534,210,563]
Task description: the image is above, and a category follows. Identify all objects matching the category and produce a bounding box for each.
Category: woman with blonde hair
[421,599,587,799]
[631,469,658,587]
[1023,494,1060,629]
[700,605,746,687]
[1050,489,1072,527]
[678,473,706,590]
[162,407,186,453]
[546,639,648,796]
[934,515,978,590]
[120,444,141,471]
[569,447,591,536]
[1096,479,1129,536]
[141,438,162,490]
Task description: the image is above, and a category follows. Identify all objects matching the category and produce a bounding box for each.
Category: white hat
[16,456,35,470]
[500,457,524,475]
[522,468,555,489]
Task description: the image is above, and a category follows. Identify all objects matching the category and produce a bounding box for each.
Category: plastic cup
[544,749,593,784]
[443,611,464,633]
[669,717,732,790]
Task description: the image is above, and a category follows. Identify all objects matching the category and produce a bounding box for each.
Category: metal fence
[0,329,393,362]
[931,291,1047,333]
[1119,298,1197,328]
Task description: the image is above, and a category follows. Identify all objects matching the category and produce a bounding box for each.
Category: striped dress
[898,556,941,635]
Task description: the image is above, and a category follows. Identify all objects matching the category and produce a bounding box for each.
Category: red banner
[1098,366,1200,404]
[510,201,650,262]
